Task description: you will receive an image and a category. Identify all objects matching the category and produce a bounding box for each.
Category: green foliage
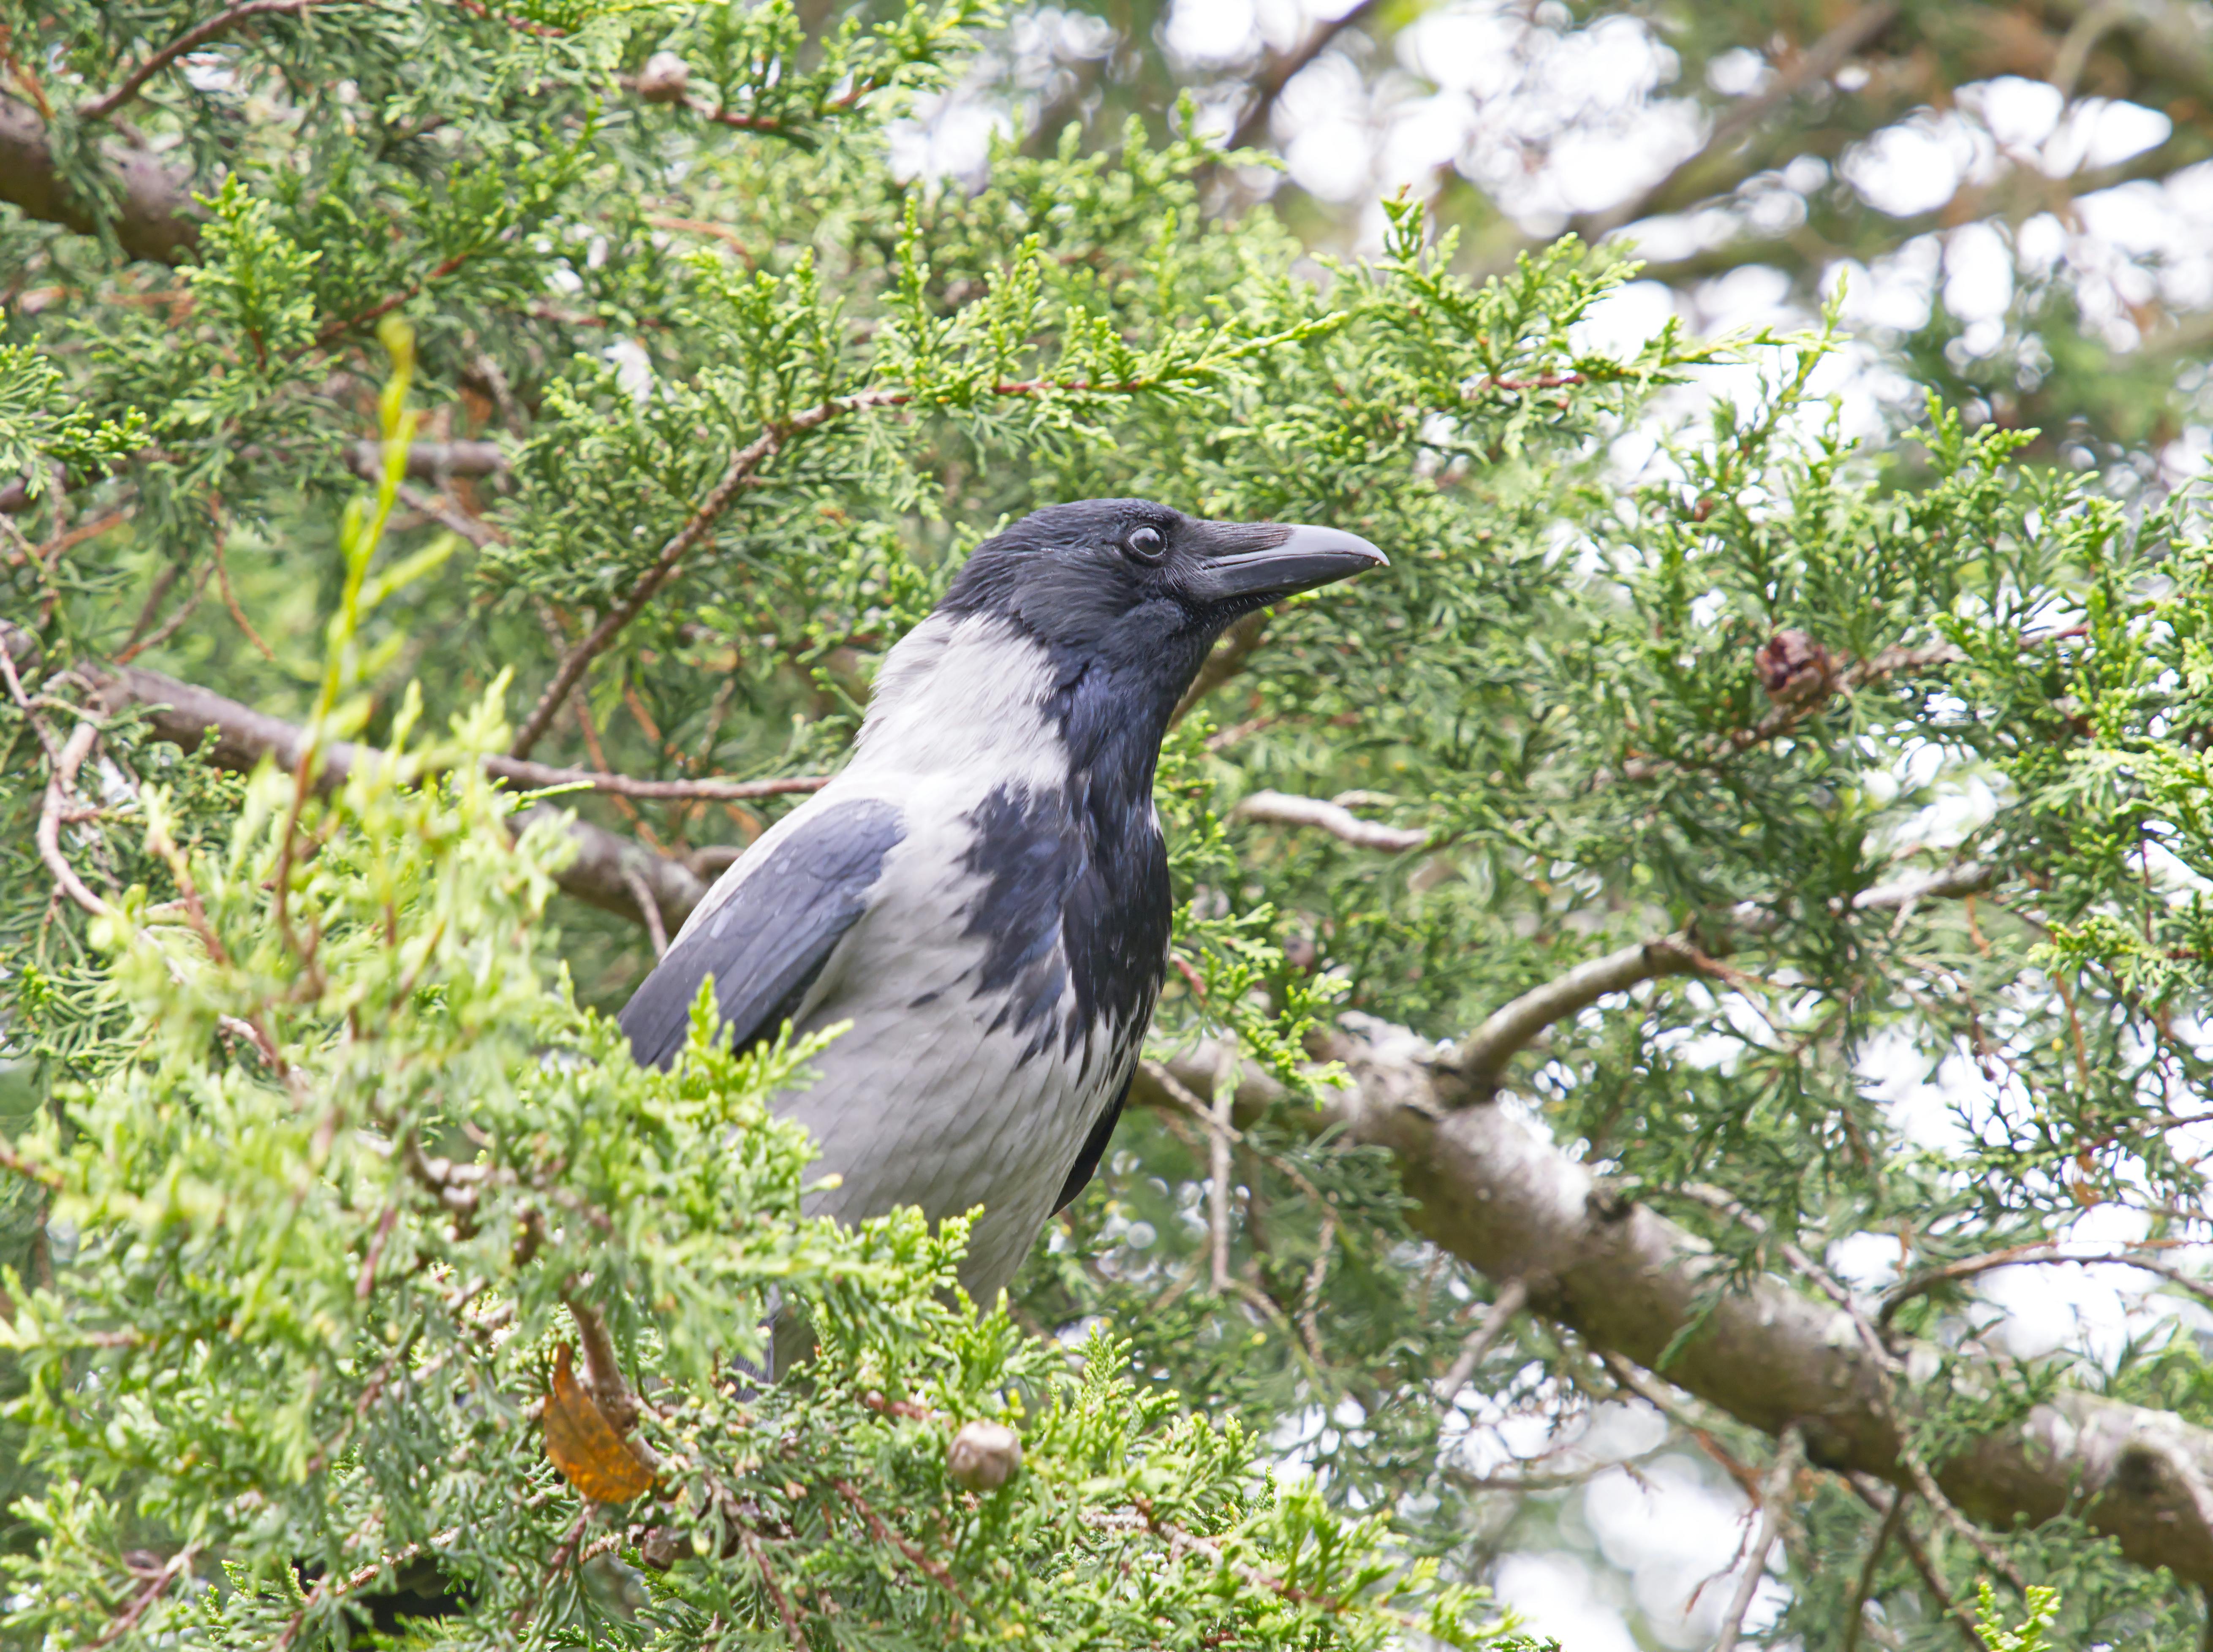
[6,2,2213,1649]
[0,345,144,502]
[1974,1584,2061,1652]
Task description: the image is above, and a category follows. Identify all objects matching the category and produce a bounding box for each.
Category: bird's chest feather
[775,776,1166,1242]
[957,780,1170,1079]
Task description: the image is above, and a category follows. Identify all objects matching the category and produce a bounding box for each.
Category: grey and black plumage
[618,499,1385,1348]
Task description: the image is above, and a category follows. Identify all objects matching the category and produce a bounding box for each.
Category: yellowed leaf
[543,1342,656,1504]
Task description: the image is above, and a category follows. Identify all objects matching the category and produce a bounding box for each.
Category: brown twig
[1224,0,1385,152]
[1878,1239,2213,1326]
[1847,1476,1984,1651]
[313,249,479,347]
[564,1292,641,1435]
[87,1544,201,1649]
[1713,1425,1803,1652]
[1170,608,1269,726]
[509,388,905,759]
[1900,1449,2029,1594]
[832,1479,966,1600]
[1842,1489,1909,1652]
[449,0,566,35]
[1434,1277,1528,1405]
[82,0,318,122]
[1570,0,1902,241]
[213,538,277,661]
[1443,933,1708,1100]
[114,556,215,664]
[397,480,503,548]
[735,1524,807,1650]
[620,858,669,957]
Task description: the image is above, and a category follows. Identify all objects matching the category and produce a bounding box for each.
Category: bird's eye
[1123,526,1166,563]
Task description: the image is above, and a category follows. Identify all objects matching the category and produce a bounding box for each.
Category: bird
[616,498,1386,1366]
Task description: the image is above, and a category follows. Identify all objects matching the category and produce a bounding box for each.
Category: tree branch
[1232,790,1427,853]
[508,387,907,760]
[1713,1425,1804,1652]
[30,641,721,933]
[1570,0,1902,242]
[1225,0,1387,154]
[348,438,509,481]
[1131,1020,2213,1589]
[82,0,318,123]
[1170,608,1269,726]
[0,97,200,262]
[1444,935,1707,1098]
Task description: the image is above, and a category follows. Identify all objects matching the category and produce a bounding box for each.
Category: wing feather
[617,797,905,1069]
[1052,1075,1127,1214]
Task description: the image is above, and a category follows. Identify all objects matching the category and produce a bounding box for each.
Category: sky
[886,2,2213,1644]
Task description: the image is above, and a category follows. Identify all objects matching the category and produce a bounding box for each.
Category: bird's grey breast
[775,769,1170,1303]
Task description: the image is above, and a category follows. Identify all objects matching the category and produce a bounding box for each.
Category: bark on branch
[0,98,201,263]
[1131,1022,2213,1588]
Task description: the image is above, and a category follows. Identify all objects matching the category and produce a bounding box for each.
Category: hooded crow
[617,500,1385,1350]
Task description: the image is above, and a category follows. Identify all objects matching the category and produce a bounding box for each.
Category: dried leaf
[543,1342,655,1503]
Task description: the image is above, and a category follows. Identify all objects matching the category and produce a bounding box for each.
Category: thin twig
[735,1523,807,1650]
[488,756,828,804]
[35,719,110,917]
[1170,608,1269,727]
[1571,0,1901,239]
[1842,1490,1908,1652]
[1712,1425,1802,1652]
[620,859,669,957]
[1296,1209,1338,1365]
[832,1479,966,1600]
[213,538,277,661]
[1224,0,1385,152]
[1234,790,1428,852]
[82,0,317,121]
[114,556,215,664]
[1879,1239,2213,1325]
[87,1544,201,1649]
[1435,1278,1529,1405]
[1445,934,1707,1098]
[509,389,906,759]
[1847,1476,1983,1652]
[397,480,504,548]
[1209,1044,1237,1296]
[1900,1451,2027,1594]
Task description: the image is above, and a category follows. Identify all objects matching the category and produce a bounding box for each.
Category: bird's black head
[938,498,1386,725]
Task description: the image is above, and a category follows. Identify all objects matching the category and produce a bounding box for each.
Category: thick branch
[1131,1023,2213,1587]
[0,97,199,262]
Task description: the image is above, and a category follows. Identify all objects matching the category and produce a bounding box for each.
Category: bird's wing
[1052,1072,1128,1214]
[617,796,906,1070]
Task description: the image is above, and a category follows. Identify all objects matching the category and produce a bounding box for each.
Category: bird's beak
[1186,521,1389,603]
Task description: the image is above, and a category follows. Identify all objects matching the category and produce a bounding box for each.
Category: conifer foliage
[6,3,2213,1649]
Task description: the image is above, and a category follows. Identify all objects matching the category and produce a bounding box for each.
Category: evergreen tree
[3,4,2213,1648]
